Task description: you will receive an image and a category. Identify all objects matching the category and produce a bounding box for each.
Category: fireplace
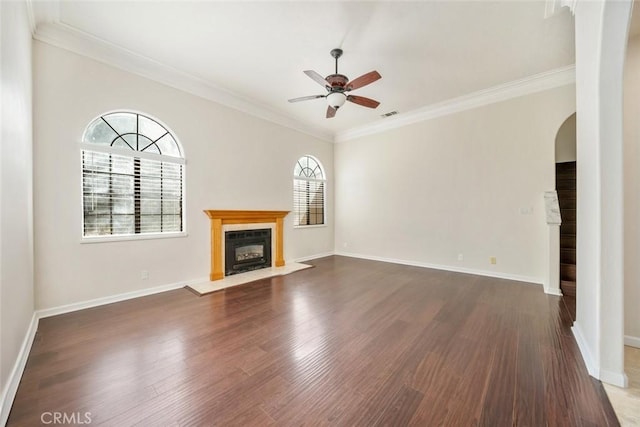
[204,210,289,281]
[225,229,272,276]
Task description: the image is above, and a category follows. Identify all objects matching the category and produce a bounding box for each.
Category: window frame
[80,111,187,243]
[293,155,327,228]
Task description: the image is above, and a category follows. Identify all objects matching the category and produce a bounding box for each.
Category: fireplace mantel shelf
[203,210,289,281]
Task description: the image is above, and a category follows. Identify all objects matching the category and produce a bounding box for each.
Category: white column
[545,190,562,296]
[547,225,562,295]
[573,0,631,387]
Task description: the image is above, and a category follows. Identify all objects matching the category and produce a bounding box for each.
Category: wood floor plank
[6,255,619,426]
[373,384,424,426]
[513,312,547,426]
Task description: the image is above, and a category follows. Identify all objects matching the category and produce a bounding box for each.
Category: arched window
[81,112,185,239]
[293,155,325,226]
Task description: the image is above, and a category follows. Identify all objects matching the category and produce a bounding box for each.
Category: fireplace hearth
[225,229,272,276]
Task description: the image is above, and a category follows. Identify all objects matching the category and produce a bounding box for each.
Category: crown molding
[25,0,36,35]
[26,0,60,36]
[334,65,576,143]
[33,22,333,143]
[545,0,577,18]
[31,11,574,145]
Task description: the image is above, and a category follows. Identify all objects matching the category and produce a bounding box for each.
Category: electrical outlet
[458,253,464,261]
[343,242,348,248]
[490,257,497,265]
[141,270,149,280]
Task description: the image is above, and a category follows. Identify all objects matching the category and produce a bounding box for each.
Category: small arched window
[81,111,185,239]
[293,155,325,226]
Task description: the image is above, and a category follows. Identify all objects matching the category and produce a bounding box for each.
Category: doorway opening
[555,113,576,322]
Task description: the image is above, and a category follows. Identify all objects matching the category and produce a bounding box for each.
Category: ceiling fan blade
[326,106,337,118]
[346,71,381,91]
[288,94,326,103]
[347,95,380,109]
[304,70,331,89]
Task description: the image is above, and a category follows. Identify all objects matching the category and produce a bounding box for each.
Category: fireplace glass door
[225,229,272,276]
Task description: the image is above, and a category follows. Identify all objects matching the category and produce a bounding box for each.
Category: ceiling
[33,1,576,140]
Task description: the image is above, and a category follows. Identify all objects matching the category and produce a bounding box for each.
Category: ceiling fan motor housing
[326,74,349,90]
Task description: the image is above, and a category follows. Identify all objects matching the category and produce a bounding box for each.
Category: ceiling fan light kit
[288,48,382,118]
[326,92,347,109]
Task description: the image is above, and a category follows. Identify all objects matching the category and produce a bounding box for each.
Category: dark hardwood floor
[8,256,618,426]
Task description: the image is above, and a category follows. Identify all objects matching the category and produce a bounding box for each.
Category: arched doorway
[555,113,577,320]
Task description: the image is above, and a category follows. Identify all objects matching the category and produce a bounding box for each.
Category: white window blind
[293,155,325,226]
[81,112,184,239]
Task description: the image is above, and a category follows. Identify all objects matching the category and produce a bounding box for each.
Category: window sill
[293,224,328,229]
[81,231,188,244]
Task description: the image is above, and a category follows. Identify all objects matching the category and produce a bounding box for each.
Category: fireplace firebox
[225,229,272,276]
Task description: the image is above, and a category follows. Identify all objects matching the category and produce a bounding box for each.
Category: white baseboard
[600,369,629,388]
[294,251,335,263]
[545,287,563,296]
[37,278,208,319]
[572,322,599,378]
[1,277,208,424]
[625,335,640,348]
[333,251,543,285]
[0,313,39,426]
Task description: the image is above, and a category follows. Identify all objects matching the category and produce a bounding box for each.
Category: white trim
[81,231,188,244]
[293,224,327,229]
[600,369,628,388]
[545,288,564,296]
[0,277,206,422]
[37,278,207,319]
[26,0,59,35]
[546,223,563,296]
[563,0,577,15]
[333,251,544,285]
[545,0,577,18]
[334,65,576,143]
[25,0,37,35]
[293,177,326,183]
[80,144,186,165]
[624,335,640,348]
[0,313,38,427]
[294,251,335,263]
[31,19,576,145]
[33,22,333,143]
[572,322,599,378]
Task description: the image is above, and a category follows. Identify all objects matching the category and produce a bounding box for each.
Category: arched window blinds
[81,112,184,238]
[293,155,325,226]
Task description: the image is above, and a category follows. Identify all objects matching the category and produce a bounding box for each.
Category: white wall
[0,0,35,421]
[624,35,640,347]
[334,85,575,283]
[33,42,334,310]
[555,113,577,163]
[573,0,630,387]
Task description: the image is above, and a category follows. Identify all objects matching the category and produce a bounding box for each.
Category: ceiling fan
[288,48,381,118]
